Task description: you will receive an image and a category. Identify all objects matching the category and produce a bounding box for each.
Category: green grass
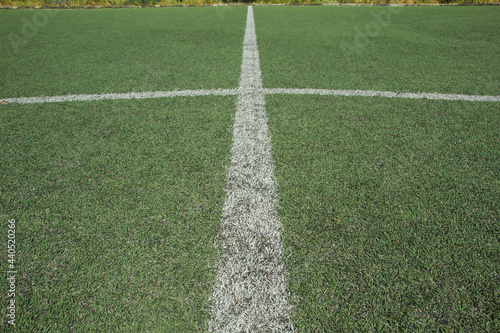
[1,5,500,332]
[0,96,235,331]
[267,94,500,331]
[255,6,500,96]
[0,7,247,98]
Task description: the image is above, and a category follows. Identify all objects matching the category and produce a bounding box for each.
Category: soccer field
[1,5,499,332]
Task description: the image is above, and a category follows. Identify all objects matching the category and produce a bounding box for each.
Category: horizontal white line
[2,88,499,105]
[262,88,500,102]
[2,89,239,104]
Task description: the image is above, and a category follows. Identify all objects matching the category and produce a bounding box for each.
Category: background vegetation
[1,0,499,8]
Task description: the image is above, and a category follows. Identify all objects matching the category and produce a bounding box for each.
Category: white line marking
[206,6,294,332]
[262,88,500,102]
[3,89,499,105]
[1,89,239,104]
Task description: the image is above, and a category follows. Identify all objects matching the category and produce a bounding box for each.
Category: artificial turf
[0,96,235,331]
[1,4,499,332]
[266,94,500,332]
[255,6,500,96]
[0,6,247,98]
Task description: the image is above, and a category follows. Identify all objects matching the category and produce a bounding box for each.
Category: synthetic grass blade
[206,6,294,332]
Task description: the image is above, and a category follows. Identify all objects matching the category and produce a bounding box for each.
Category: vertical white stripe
[207,6,294,332]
